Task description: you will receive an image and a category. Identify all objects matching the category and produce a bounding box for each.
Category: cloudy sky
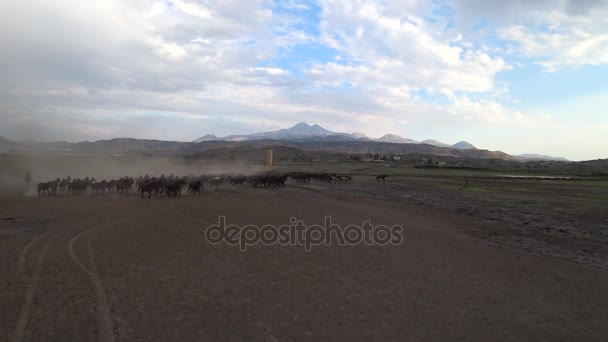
[1,0,607,160]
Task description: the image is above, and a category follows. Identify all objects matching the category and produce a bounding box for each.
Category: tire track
[12,217,109,342]
[18,233,48,282]
[68,217,133,342]
[12,233,51,342]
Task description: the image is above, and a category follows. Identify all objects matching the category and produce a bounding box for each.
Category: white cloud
[453,0,608,71]
[0,0,605,160]
[280,0,311,11]
[313,0,510,93]
[0,0,301,137]
[0,0,529,142]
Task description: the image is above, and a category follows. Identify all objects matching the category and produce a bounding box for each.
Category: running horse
[375,174,388,182]
[37,182,52,196]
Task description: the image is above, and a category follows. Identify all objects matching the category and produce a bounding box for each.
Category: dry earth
[1,185,607,341]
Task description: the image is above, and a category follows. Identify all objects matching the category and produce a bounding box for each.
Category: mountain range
[193,122,336,143]
[194,122,476,150]
[0,135,509,161]
[0,122,574,162]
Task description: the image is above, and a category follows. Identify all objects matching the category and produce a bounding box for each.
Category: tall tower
[264,149,275,171]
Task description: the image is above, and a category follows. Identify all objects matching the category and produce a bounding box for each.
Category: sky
[0,0,607,161]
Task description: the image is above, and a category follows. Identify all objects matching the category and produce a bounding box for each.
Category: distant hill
[193,144,346,161]
[351,132,370,140]
[194,122,338,142]
[2,135,606,172]
[290,134,360,142]
[193,134,219,143]
[0,136,15,151]
[0,124,495,162]
[195,123,446,146]
[4,135,607,170]
[187,139,512,160]
[452,141,476,149]
[580,159,608,171]
[376,134,418,144]
[517,154,569,162]
[421,139,451,148]
[0,135,511,160]
[71,138,189,155]
[248,122,333,140]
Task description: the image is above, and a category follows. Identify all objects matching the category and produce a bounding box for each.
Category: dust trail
[2,153,262,189]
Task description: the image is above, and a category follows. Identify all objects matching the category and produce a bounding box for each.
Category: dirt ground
[1,183,607,341]
[301,173,608,271]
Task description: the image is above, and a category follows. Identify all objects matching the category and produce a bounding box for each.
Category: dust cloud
[0,153,264,195]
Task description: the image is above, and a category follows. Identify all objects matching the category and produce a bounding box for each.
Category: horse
[187,180,202,196]
[116,177,134,195]
[91,180,108,195]
[37,182,51,196]
[138,179,160,199]
[208,176,224,190]
[59,178,70,193]
[376,174,387,182]
[50,178,60,195]
[228,175,246,188]
[166,178,187,197]
[68,179,86,195]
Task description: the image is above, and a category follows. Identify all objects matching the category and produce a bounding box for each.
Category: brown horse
[138,179,159,199]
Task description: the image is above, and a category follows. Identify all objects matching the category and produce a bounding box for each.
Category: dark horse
[37,182,52,196]
[139,179,159,199]
[187,180,202,196]
[166,179,186,197]
[376,174,387,182]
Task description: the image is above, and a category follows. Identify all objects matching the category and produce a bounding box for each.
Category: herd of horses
[35,172,374,199]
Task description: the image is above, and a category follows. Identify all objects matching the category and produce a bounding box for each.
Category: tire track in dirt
[12,217,112,342]
[18,233,48,282]
[12,233,51,342]
[68,217,133,342]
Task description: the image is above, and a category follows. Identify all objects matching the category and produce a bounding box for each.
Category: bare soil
[1,183,607,341]
[301,174,608,271]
